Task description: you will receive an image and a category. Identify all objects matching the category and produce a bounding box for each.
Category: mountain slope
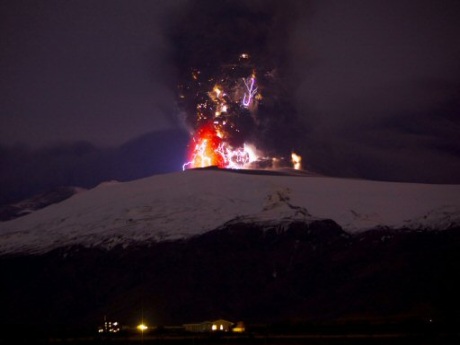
[0,169,459,254]
[1,224,459,332]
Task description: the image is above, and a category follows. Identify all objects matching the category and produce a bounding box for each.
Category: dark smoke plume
[170,0,309,160]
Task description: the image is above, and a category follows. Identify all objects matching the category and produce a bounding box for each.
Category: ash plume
[170,0,310,167]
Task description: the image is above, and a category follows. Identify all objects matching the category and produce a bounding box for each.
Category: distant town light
[98,319,120,333]
[137,323,148,331]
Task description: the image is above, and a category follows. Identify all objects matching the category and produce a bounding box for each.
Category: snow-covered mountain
[0,168,459,254]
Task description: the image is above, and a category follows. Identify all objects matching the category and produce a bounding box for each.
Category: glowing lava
[183,124,258,170]
[183,124,224,170]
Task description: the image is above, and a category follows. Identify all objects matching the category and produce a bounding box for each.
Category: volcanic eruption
[180,53,261,170]
[171,0,308,170]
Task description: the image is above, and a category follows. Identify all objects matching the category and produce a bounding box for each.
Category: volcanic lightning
[173,0,308,172]
[181,54,263,170]
[179,53,305,171]
[242,76,257,108]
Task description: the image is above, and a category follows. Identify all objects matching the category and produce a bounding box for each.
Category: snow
[0,169,459,254]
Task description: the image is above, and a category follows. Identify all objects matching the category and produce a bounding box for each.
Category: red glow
[183,124,225,169]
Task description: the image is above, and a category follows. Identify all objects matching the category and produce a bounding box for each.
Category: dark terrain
[0,220,459,340]
[0,186,82,221]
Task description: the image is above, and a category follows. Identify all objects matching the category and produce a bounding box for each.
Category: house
[183,319,234,333]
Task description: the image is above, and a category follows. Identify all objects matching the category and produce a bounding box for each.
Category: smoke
[169,0,311,163]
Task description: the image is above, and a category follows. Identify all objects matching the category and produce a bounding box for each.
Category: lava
[182,54,262,170]
[183,124,224,170]
[183,123,259,170]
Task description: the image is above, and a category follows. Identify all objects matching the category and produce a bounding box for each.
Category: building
[183,319,234,333]
[98,319,120,334]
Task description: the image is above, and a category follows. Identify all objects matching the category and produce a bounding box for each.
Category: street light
[137,322,148,344]
[137,323,148,332]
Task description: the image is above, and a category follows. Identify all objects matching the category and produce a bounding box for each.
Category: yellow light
[212,324,217,331]
[213,86,221,97]
[233,321,245,333]
[233,327,245,333]
[137,323,148,331]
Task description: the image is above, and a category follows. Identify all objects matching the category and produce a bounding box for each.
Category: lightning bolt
[242,77,257,108]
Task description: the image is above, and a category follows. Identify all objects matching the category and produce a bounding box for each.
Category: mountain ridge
[0,168,459,255]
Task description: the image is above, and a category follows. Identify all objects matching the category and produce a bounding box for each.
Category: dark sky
[0,0,184,146]
[1,0,460,204]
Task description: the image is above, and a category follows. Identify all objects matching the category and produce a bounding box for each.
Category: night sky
[1,0,460,205]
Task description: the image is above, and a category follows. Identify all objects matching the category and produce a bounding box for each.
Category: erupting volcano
[173,1,308,172]
[181,54,263,170]
[179,53,302,171]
